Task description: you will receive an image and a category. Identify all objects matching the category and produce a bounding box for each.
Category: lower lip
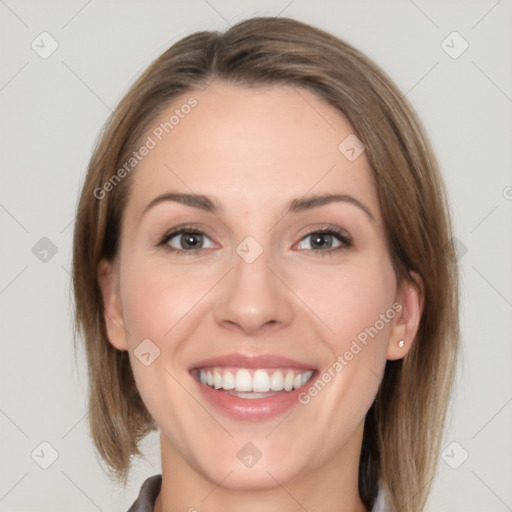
[192,372,316,421]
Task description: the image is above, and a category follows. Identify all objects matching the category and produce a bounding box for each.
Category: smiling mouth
[191,367,315,398]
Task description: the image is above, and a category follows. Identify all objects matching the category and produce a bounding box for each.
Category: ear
[387,270,424,360]
[97,258,128,351]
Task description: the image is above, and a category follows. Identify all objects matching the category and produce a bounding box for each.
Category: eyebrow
[287,193,375,222]
[141,192,375,222]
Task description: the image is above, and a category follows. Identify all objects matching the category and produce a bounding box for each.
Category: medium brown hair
[73,16,459,511]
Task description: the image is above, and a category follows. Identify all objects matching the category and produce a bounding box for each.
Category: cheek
[120,245,396,365]
[118,255,206,447]
[118,255,219,424]
[120,255,217,345]
[294,255,395,411]
[291,254,396,350]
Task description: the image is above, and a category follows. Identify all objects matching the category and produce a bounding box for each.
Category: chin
[199,462,302,492]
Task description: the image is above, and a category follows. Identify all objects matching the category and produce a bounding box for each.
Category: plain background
[1,1,511,510]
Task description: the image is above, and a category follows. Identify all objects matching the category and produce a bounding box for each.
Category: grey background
[1,0,511,510]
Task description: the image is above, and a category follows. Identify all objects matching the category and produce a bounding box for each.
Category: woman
[72,16,459,512]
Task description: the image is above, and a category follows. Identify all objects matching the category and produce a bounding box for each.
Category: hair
[72,16,459,511]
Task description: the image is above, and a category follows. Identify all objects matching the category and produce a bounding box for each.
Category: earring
[398,340,405,348]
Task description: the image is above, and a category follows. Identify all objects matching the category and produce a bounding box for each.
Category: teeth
[234,369,252,392]
[222,371,235,390]
[230,391,278,399]
[197,367,313,393]
[270,370,284,391]
[213,370,223,389]
[284,371,294,391]
[252,369,270,392]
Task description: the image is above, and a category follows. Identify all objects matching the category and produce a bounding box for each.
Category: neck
[154,432,368,512]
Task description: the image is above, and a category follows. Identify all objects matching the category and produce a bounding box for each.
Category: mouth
[188,353,317,421]
[191,367,315,398]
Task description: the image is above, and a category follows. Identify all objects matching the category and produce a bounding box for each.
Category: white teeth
[252,369,271,392]
[270,370,284,391]
[222,371,235,390]
[301,370,313,386]
[284,371,294,391]
[197,367,314,393]
[234,369,252,392]
[229,391,278,399]
[213,369,223,389]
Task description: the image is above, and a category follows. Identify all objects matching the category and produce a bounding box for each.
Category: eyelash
[156,225,353,257]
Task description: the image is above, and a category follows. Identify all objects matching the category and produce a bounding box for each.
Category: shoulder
[126,474,162,512]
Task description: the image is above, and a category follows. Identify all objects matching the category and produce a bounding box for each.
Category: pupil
[182,233,202,249]
[311,233,332,249]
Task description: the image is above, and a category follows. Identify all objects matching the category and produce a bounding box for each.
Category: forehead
[124,81,379,222]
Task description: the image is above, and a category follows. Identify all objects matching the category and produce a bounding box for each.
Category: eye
[296,228,352,255]
[158,228,215,254]
[157,226,352,256]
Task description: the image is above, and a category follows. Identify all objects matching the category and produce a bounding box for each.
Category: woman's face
[99,82,420,493]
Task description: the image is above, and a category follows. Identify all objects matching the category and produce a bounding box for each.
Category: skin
[98,82,423,512]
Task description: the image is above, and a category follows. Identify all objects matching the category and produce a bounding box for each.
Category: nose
[213,245,294,336]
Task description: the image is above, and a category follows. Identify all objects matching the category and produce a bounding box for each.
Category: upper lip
[189,352,316,371]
